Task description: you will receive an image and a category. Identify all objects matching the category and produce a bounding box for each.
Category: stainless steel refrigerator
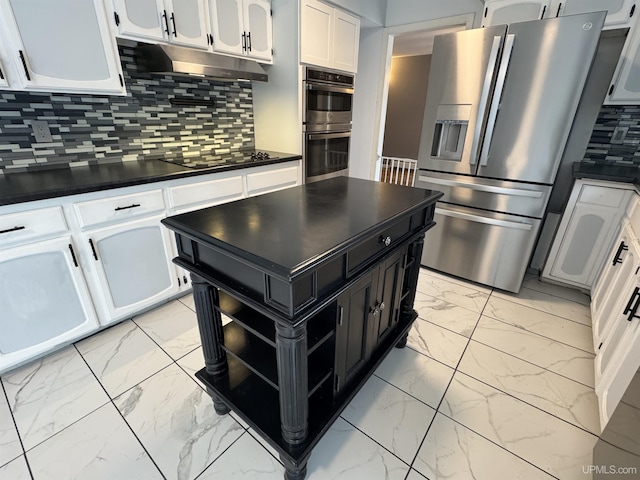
[416,11,606,293]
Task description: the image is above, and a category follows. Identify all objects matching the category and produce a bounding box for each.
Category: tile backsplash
[0,42,254,173]
[584,105,640,165]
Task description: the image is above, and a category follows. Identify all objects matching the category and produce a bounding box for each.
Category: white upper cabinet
[111,0,209,49]
[165,0,210,49]
[301,0,360,73]
[112,0,165,41]
[210,0,244,56]
[209,0,273,62]
[551,0,637,29]
[243,0,273,61]
[481,0,551,27]
[606,14,640,104]
[0,0,125,94]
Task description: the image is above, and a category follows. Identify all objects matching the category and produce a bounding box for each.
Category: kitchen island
[162,177,442,480]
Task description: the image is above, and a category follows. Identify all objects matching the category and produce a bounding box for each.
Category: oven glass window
[307,90,353,113]
[306,134,350,177]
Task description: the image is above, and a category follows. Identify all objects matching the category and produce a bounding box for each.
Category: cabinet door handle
[68,244,79,268]
[623,286,640,321]
[0,66,4,80]
[183,275,188,284]
[613,241,628,265]
[242,32,247,52]
[114,203,141,211]
[89,238,99,261]
[162,10,170,35]
[247,32,252,52]
[0,225,25,235]
[18,50,30,81]
[555,2,562,17]
[170,12,177,37]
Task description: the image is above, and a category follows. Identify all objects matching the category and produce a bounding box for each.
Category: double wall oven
[303,67,354,183]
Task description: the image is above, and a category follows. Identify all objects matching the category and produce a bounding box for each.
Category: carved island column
[191,273,230,415]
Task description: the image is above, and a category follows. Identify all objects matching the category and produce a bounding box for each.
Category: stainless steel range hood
[136,44,268,82]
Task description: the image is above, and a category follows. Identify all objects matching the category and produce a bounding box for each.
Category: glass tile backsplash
[0,42,254,173]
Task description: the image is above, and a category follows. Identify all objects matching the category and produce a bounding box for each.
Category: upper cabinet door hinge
[114,11,120,26]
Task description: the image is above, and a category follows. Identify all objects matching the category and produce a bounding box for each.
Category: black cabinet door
[333,247,407,395]
[372,248,406,348]
[334,269,378,393]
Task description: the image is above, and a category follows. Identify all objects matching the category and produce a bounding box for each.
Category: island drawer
[346,214,416,277]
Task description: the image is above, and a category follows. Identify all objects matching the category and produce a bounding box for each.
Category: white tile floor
[0,268,599,480]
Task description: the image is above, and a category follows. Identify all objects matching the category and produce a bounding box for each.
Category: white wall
[252,0,302,154]
[386,0,483,27]
[349,26,387,180]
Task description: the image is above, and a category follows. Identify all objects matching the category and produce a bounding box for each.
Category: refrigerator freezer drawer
[422,204,541,292]
[417,172,551,218]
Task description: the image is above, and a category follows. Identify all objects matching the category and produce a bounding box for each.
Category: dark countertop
[163,176,443,279]
[573,161,640,185]
[0,150,301,207]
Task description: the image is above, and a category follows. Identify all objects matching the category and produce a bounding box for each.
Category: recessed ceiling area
[392,25,466,57]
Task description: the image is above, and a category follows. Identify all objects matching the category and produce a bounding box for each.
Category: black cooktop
[159,150,278,169]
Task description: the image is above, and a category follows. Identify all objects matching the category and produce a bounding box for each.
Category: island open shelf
[162,177,442,480]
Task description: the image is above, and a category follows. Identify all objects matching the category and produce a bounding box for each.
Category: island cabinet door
[334,269,379,394]
[372,249,406,346]
[333,249,406,394]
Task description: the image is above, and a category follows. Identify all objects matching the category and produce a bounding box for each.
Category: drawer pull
[612,241,628,265]
[114,203,141,211]
[0,225,25,235]
[623,286,640,321]
[89,238,99,261]
[381,236,392,247]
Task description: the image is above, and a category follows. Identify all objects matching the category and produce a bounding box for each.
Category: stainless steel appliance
[303,67,354,183]
[416,12,606,292]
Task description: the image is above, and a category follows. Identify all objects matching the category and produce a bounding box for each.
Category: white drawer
[578,184,630,207]
[74,189,165,228]
[0,206,68,249]
[169,176,244,210]
[246,165,300,196]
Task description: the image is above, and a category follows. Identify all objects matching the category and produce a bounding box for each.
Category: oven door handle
[308,132,351,141]
[306,84,354,95]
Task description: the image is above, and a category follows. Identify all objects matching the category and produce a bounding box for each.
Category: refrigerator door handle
[435,207,533,231]
[479,33,515,167]
[469,35,503,166]
[419,176,543,198]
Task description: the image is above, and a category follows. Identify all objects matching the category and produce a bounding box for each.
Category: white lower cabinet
[592,222,637,348]
[592,191,640,431]
[542,180,634,290]
[0,160,302,372]
[81,214,179,325]
[0,235,99,372]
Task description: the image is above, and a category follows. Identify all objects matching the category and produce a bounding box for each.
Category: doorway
[375,16,474,184]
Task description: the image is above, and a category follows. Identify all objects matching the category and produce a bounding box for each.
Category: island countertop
[163,176,444,280]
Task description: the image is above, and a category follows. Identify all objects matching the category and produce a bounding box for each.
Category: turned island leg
[191,274,230,415]
[275,322,309,447]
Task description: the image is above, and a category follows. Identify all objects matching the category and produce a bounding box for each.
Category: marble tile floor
[0,269,601,480]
